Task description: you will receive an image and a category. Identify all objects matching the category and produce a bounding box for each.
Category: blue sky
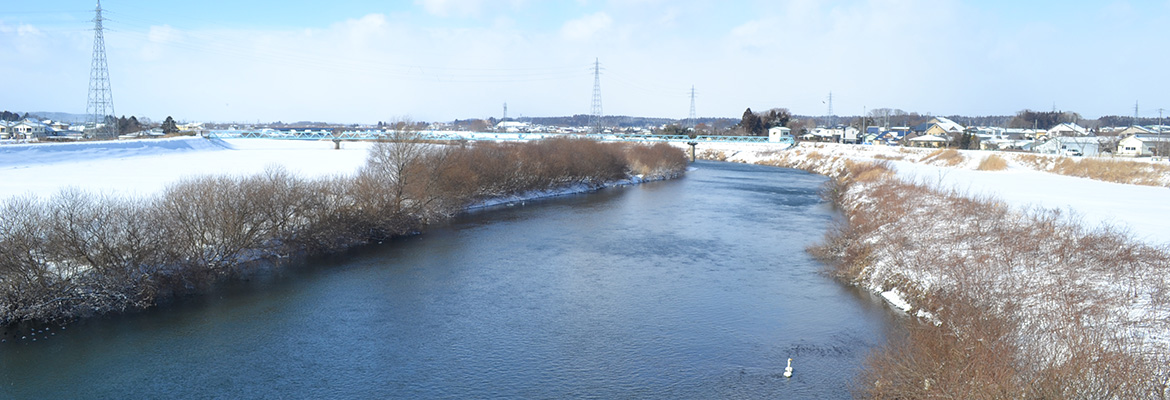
[2,0,1168,123]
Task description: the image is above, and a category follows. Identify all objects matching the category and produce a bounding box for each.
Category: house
[929,117,965,134]
[1033,136,1102,156]
[767,126,792,143]
[1117,135,1170,157]
[0,121,11,139]
[1116,126,1154,136]
[803,127,839,142]
[842,126,860,144]
[7,119,48,139]
[1047,123,1088,137]
[908,117,965,142]
[908,134,948,148]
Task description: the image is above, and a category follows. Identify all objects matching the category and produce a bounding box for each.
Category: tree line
[0,136,688,326]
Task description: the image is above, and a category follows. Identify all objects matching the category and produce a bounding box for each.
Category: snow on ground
[694,142,1170,246]
[1,137,372,200]
[4,138,1167,247]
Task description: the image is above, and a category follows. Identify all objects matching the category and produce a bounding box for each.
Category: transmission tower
[826,91,834,127]
[688,85,697,130]
[503,102,508,121]
[86,0,116,138]
[1133,100,1139,127]
[590,58,603,133]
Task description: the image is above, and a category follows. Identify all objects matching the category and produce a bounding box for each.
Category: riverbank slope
[692,141,1170,397]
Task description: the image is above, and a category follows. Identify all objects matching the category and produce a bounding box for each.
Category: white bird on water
[783,358,793,378]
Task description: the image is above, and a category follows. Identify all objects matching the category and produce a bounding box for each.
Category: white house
[1047,123,1088,137]
[767,126,792,143]
[1034,136,1102,156]
[8,119,48,139]
[1117,135,1170,157]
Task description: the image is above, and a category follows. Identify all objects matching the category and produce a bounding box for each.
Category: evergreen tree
[162,116,178,134]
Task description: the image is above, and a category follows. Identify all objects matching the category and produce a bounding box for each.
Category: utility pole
[590,58,603,134]
[87,0,116,138]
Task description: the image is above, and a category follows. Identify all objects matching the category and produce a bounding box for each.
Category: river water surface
[1,161,898,398]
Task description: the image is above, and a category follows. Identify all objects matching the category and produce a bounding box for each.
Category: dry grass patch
[921,148,964,166]
[872,154,907,161]
[1014,154,1170,186]
[698,149,727,161]
[1052,158,1168,186]
[976,154,1009,171]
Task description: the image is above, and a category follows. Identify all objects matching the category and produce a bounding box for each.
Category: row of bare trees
[805,160,1170,398]
[0,136,687,325]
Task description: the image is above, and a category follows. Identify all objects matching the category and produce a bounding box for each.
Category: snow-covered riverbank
[689,141,1170,396]
[689,142,1170,245]
[0,137,689,325]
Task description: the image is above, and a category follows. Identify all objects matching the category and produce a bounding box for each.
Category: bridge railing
[208,130,795,145]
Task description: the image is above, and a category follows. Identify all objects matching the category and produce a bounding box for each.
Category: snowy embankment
[690,141,1170,395]
[691,142,1170,245]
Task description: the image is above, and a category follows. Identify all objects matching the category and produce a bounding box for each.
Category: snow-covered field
[1,137,374,200]
[5,137,1165,247]
[693,142,1170,246]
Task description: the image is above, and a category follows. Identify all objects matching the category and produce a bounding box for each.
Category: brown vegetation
[807,161,1170,398]
[976,154,1009,171]
[0,136,687,326]
[730,148,1170,397]
[1015,154,1170,186]
[921,148,964,166]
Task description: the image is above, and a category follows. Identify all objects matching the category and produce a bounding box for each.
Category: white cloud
[147,25,179,43]
[560,12,613,41]
[415,0,485,17]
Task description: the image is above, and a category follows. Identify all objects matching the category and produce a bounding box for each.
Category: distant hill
[521,114,739,128]
[25,111,89,123]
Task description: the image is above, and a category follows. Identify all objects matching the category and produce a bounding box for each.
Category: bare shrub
[0,136,687,325]
[976,154,1009,171]
[626,142,688,178]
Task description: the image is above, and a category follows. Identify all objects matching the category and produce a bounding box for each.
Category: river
[0,161,898,399]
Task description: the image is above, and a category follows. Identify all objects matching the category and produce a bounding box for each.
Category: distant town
[2,108,1168,158]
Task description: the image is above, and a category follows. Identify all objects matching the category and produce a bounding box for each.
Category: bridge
[206,130,795,146]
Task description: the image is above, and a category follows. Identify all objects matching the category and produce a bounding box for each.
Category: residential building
[1117,135,1170,157]
[908,134,948,148]
[1034,136,1102,156]
[767,126,792,143]
[1047,122,1088,137]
